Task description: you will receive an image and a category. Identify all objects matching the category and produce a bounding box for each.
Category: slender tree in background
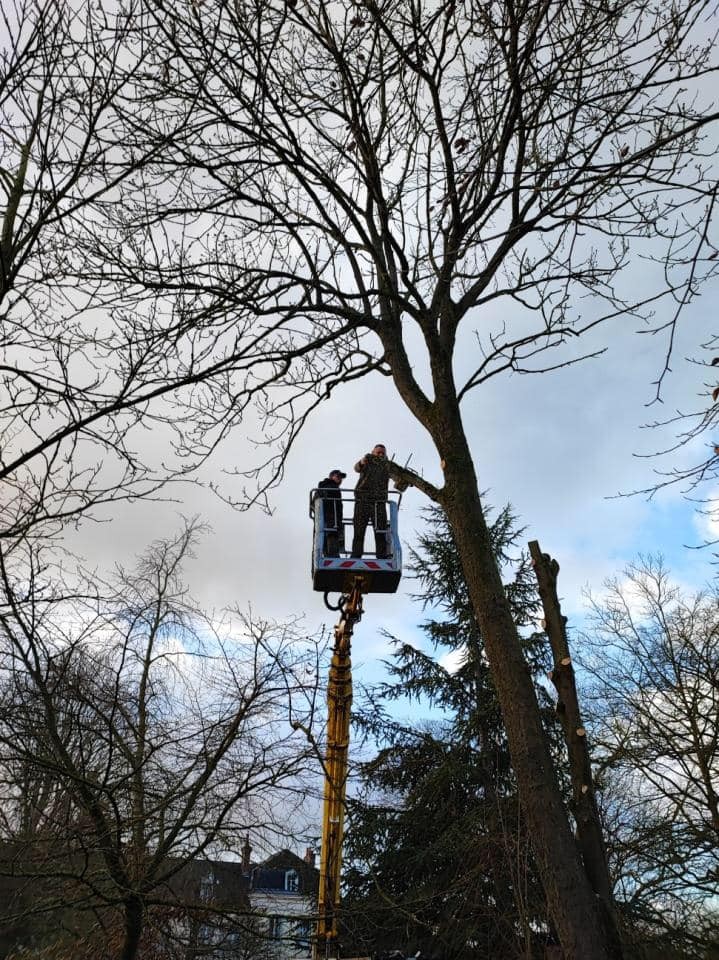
[580,558,719,958]
[530,540,618,946]
[0,523,319,960]
[342,506,555,958]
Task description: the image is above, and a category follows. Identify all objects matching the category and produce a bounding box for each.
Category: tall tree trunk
[529,539,623,956]
[436,426,621,960]
[121,895,144,960]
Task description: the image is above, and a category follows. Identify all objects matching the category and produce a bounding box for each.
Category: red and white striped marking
[322,558,395,569]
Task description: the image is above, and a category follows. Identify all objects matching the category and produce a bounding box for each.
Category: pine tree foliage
[342,506,555,959]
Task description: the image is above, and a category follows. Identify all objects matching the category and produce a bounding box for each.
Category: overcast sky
[70,277,717,691]
[55,226,718,862]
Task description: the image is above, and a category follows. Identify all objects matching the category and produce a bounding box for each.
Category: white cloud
[438,647,466,675]
[52,265,717,698]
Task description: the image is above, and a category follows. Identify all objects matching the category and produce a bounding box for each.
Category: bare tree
[530,540,618,950]
[0,0,264,543]
[61,2,718,955]
[0,523,319,960]
[581,557,719,952]
[0,0,162,541]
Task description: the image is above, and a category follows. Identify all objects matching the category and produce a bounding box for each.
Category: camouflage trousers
[351,498,389,558]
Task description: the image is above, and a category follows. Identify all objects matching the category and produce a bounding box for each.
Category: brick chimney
[241,837,252,873]
[304,846,315,867]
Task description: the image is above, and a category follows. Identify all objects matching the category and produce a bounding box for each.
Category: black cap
[330,469,347,479]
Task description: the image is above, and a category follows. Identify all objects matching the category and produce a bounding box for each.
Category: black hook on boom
[323,591,347,612]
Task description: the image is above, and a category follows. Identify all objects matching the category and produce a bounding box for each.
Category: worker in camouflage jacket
[351,443,396,558]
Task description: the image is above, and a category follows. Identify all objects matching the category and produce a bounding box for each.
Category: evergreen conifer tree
[342,506,557,959]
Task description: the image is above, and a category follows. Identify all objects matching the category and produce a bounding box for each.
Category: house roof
[160,857,250,911]
[250,849,318,895]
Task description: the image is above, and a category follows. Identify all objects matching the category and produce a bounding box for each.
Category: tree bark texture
[430,416,620,960]
[121,894,144,960]
[529,540,623,956]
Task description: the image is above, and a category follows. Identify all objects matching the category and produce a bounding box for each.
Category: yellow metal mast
[314,579,364,960]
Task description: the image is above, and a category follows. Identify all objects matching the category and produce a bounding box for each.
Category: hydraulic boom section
[314,579,364,960]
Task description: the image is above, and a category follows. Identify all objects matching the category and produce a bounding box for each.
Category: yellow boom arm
[314,581,364,959]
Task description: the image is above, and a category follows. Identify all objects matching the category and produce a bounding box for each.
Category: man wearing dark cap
[317,469,346,556]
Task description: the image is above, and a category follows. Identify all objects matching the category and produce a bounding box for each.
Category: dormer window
[199,871,216,903]
[284,868,299,892]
